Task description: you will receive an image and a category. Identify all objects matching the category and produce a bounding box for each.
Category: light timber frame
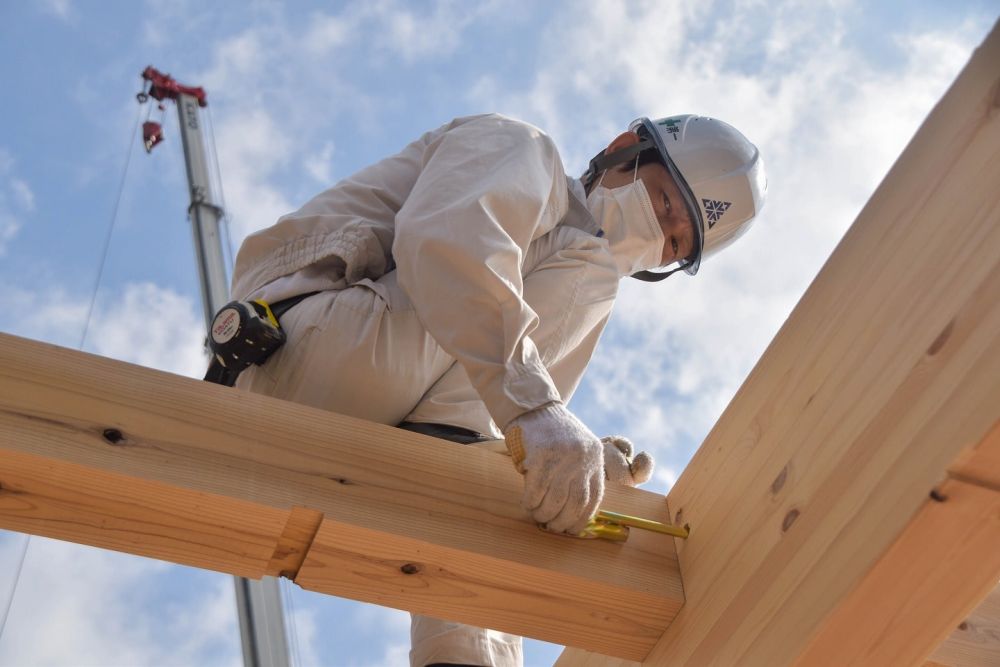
[556,18,1000,667]
[0,330,681,661]
[0,19,998,667]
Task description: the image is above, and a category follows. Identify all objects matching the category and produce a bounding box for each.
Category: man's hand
[503,403,604,535]
[601,435,655,486]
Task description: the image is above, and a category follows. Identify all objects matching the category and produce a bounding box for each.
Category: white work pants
[236,270,521,667]
[235,222,616,666]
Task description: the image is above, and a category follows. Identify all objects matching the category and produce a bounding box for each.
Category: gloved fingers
[602,439,635,486]
[520,464,554,513]
[601,437,655,487]
[544,474,590,534]
[533,475,571,526]
[601,435,633,458]
[562,471,604,535]
[505,403,606,533]
[629,451,655,485]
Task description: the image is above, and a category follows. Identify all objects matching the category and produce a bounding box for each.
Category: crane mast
[137,65,292,667]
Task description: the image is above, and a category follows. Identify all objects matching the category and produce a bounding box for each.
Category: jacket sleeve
[393,115,570,429]
[231,128,427,302]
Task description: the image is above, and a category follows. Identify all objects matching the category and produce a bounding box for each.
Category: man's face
[595,146,697,267]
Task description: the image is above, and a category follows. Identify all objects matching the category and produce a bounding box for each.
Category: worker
[228,112,765,667]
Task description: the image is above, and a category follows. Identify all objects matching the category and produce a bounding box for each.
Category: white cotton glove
[503,403,604,535]
[601,435,655,487]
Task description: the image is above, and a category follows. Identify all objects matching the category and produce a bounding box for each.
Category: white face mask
[585,178,665,277]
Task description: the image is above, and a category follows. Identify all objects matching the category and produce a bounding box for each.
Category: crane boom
[137,65,292,667]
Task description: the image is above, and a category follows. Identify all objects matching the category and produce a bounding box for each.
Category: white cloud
[352,603,411,666]
[0,149,33,255]
[367,641,412,667]
[10,179,34,212]
[0,286,88,349]
[280,581,321,667]
[303,13,354,55]
[186,0,515,246]
[38,0,72,21]
[0,535,240,666]
[140,0,216,49]
[654,465,680,491]
[304,141,337,184]
[194,26,315,242]
[304,0,509,63]
[161,575,242,666]
[210,108,297,243]
[0,216,18,255]
[86,282,208,377]
[368,0,475,63]
[0,282,207,378]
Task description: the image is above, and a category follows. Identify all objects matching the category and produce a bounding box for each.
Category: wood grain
[648,22,1000,666]
[927,582,1000,667]
[0,330,681,659]
[795,479,1000,666]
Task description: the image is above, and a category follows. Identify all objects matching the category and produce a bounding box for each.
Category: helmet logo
[657,117,681,141]
[702,199,732,229]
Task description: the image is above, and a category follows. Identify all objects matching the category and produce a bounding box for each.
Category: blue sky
[0,1,996,665]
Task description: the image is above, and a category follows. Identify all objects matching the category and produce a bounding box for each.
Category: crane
[136,65,292,667]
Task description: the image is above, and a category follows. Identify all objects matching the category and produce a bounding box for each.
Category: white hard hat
[630,115,767,278]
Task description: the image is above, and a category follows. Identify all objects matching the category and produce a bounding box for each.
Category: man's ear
[605,131,642,155]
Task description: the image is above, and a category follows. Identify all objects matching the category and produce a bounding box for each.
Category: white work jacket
[231,114,622,429]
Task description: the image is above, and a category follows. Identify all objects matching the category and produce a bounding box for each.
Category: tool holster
[203,292,318,387]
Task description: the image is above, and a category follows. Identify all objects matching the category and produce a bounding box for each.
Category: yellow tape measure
[579,510,690,542]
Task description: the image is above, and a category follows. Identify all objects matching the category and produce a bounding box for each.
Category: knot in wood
[771,465,789,495]
[782,508,800,533]
[102,428,126,445]
[926,319,954,356]
[400,563,421,575]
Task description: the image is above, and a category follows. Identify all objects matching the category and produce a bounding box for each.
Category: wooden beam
[926,582,1000,667]
[558,19,1000,667]
[793,474,1000,665]
[558,473,1000,667]
[794,421,1000,666]
[949,411,1000,491]
[557,471,1000,667]
[0,332,682,660]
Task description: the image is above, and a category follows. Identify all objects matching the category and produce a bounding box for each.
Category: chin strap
[630,265,688,282]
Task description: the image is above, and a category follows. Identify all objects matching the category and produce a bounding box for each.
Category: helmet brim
[632,117,705,276]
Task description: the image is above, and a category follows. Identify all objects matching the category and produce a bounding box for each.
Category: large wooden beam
[558,19,1000,667]
[792,435,1000,665]
[0,332,682,660]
